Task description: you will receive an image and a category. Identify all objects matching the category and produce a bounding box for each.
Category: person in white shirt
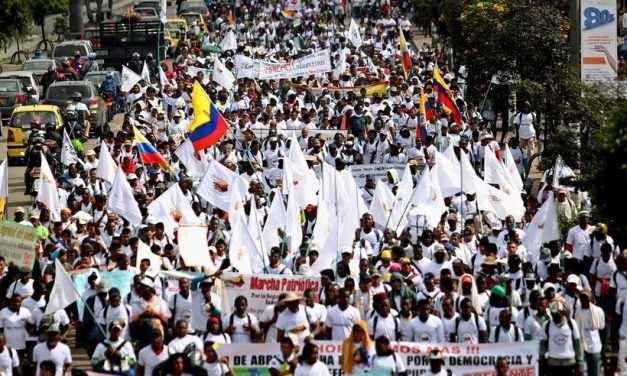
[0,295,31,357]
[368,335,406,374]
[589,243,617,300]
[276,293,317,344]
[409,299,445,343]
[325,288,361,341]
[367,297,401,341]
[565,211,594,265]
[294,342,330,376]
[579,289,604,376]
[541,301,583,374]
[5,267,34,300]
[512,102,536,156]
[450,298,488,344]
[167,320,204,356]
[137,330,169,376]
[201,341,233,376]
[488,309,524,343]
[223,296,260,344]
[32,325,72,376]
[0,333,19,376]
[423,349,450,376]
[167,277,194,331]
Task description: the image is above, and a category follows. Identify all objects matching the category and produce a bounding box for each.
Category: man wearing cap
[421,244,452,279]
[422,349,450,376]
[565,211,594,272]
[562,274,584,319]
[540,301,583,374]
[13,208,28,226]
[590,223,618,259]
[32,324,72,376]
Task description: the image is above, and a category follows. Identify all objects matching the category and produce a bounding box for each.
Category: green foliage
[0,0,32,51]
[585,105,627,245]
[29,0,68,27]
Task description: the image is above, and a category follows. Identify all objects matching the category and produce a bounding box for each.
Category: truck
[94,15,167,70]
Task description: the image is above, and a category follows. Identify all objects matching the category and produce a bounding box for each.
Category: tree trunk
[41,23,47,50]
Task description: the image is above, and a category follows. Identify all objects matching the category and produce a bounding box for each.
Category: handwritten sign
[0,221,38,268]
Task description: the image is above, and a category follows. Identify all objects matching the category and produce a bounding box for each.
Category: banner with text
[258,50,332,80]
[220,341,539,376]
[250,128,347,141]
[0,221,38,268]
[581,0,617,81]
[220,273,320,317]
[350,163,421,187]
[304,81,389,98]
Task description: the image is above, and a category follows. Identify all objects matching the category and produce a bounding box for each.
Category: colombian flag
[132,126,172,173]
[432,68,462,125]
[281,9,295,24]
[417,88,432,140]
[399,27,411,80]
[188,81,228,152]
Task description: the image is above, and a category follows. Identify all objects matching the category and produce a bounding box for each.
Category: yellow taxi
[165,19,188,56]
[179,13,206,30]
[7,105,63,160]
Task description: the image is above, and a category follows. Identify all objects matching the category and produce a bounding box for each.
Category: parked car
[7,105,64,161]
[43,81,107,137]
[51,40,94,64]
[178,1,209,21]
[0,79,37,122]
[20,59,57,83]
[0,71,43,100]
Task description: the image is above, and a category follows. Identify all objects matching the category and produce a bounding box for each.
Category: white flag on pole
[229,216,257,275]
[219,30,238,51]
[409,166,446,229]
[159,66,168,87]
[369,181,395,229]
[61,130,82,166]
[196,160,238,212]
[141,61,151,83]
[159,0,167,24]
[148,184,200,235]
[136,240,162,273]
[348,18,363,49]
[262,194,286,249]
[45,259,82,314]
[96,144,118,184]
[36,153,61,220]
[174,139,209,178]
[522,191,560,262]
[121,66,141,92]
[212,58,235,91]
[108,168,142,224]
[284,191,303,256]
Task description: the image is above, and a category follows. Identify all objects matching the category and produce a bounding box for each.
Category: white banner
[581,0,617,81]
[220,341,540,376]
[249,128,347,141]
[258,50,332,80]
[349,163,410,187]
[234,55,260,79]
[178,225,212,267]
[219,273,320,317]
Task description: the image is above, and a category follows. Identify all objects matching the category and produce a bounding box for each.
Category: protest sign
[220,341,539,376]
[350,163,412,186]
[220,273,320,317]
[234,55,260,79]
[178,225,212,267]
[250,128,347,141]
[304,80,389,98]
[99,270,133,301]
[258,50,332,80]
[0,221,38,268]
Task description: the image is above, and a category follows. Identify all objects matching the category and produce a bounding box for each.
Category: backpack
[102,304,131,325]
[229,313,253,339]
[544,317,576,353]
[453,314,481,342]
[494,324,520,343]
[372,314,400,341]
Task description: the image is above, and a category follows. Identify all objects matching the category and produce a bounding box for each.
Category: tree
[0,0,32,52]
[28,0,68,47]
[584,105,627,245]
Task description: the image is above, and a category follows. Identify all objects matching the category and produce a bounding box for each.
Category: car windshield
[53,45,88,58]
[0,81,18,92]
[136,8,157,16]
[181,15,199,24]
[86,73,118,85]
[47,85,92,100]
[11,111,59,129]
[21,61,53,71]
[1,76,35,88]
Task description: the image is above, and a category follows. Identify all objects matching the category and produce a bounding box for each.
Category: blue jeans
[584,351,601,376]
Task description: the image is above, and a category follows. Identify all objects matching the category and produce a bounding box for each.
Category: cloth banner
[349,163,425,187]
[234,55,260,79]
[219,273,320,317]
[99,270,133,301]
[220,341,539,376]
[258,50,332,80]
[177,225,212,267]
[250,128,347,141]
[0,221,38,268]
[304,81,388,98]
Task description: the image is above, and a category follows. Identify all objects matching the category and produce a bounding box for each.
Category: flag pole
[479,79,494,114]
[251,196,269,274]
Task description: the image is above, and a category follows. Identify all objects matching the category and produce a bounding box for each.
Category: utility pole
[569,0,581,76]
[69,0,84,38]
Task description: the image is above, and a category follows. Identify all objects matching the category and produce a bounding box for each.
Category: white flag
[141,61,151,82]
[136,240,162,273]
[332,51,347,80]
[45,259,82,315]
[389,165,413,231]
[285,191,303,255]
[248,196,269,267]
[36,153,61,220]
[229,216,259,274]
[174,139,209,178]
[108,168,142,224]
[228,184,246,233]
[312,196,332,253]
[409,166,446,229]
[61,130,81,166]
[96,144,118,184]
[432,150,462,197]
[148,184,200,235]
[121,66,141,92]
[197,160,238,212]
[159,0,167,24]
[522,191,560,262]
[484,147,517,196]
[212,58,235,91]
[503,144,524,191]
[159,66,168,87]
[369,181,395,229]
[262,194,286,249]
[348,19,363,49]
[219,30,238,51]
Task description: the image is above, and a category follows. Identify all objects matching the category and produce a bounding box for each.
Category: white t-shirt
[566,225,593,261]
[369,353,406,373]
[294,361,331,376]
[488,325,524,343]
[223,312,259,344]
[523,315,549,341]
[0,347,19,376]
[202,361,229,376]
[32,342,72,376]
[137,345,169,376]
[367,314,400,341]
[580,307,604,353]
[541,318,580,359]
[0,307,30,350]
[453,314,487,344]
[325,305,361,341]
[590,257,617,297]
[168,292,194,330]
[168,334,204,355]
[513,112,536,139]
[276,306,314,343]
[409,315,445,343]
[5,280,34,299]
[204,332,231,344]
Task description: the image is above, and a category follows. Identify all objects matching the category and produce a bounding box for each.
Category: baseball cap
[566,274,581,286]
[380,250,392,259]
[98,280,111,293]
